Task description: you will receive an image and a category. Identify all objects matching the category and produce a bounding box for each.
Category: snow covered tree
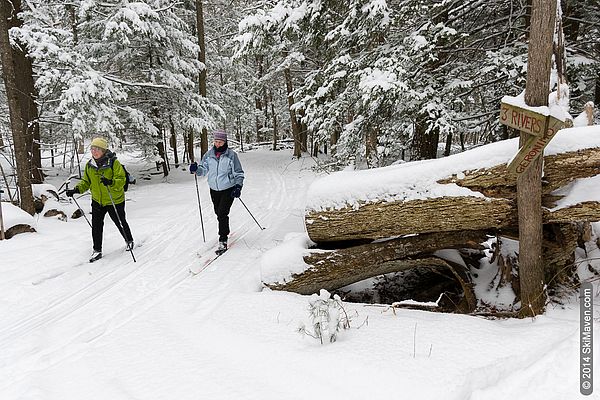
[14,0,222,166]
[561,0,600,117]
[233,2,299,152]
[234,0,543,167]
[0,0,34,213]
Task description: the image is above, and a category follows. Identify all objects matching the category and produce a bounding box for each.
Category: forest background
[0,0,598,212]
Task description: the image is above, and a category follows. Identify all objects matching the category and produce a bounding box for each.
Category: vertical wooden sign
[506,115,564,175]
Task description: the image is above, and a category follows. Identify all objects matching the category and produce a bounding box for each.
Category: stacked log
[306,148,600,243]
[267,147,600,311]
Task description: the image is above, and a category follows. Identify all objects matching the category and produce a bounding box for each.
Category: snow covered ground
[0,147,598,400]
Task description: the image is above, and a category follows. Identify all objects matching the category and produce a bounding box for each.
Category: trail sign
[500,102,547,137]
[507,115,564,175]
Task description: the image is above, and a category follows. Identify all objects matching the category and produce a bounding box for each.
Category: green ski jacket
[76,151,126,206]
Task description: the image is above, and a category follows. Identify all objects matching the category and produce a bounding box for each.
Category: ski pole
[194,173,206,242]
[237,197,265,230]
[66,182,92,229]
[106,185,136,263]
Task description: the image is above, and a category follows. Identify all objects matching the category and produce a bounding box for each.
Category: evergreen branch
[102,75,171,89]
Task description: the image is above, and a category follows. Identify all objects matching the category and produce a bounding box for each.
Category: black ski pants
[210,187,235,242]
[91,200,133,251]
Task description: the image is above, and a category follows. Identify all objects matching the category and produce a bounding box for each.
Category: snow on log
[438,147,600,200]
[32,183,59,213]
[41,198,81,221]
[305,127,600,243]
[1,202,35,239]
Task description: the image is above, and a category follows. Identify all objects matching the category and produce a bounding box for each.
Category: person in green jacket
[66,137,133,262]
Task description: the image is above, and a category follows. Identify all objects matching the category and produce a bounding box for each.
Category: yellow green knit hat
[90,137,108,150]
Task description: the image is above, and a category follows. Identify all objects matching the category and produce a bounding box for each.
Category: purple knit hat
[213,130,227,142]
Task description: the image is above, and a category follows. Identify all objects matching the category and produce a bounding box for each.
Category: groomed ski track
[0,150,317,398]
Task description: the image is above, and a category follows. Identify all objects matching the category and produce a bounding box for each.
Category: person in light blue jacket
[190,130,244,252]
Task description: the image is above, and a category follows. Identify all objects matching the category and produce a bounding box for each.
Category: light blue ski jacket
[195,147,244,191]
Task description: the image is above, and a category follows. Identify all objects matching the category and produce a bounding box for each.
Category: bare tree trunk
[181,131,187,164]
[156,141,169,177]
[524,0,533,36]
[255,112,261,142]
[299,108,308,153]
[255,55,264,143]
[200,126,208,158]
[283,66,301,158]
[186,130,194,163]
[196,0,207,158]
[169,116,179,168]
[0,0,34,214]
[518,0,557,317]
[9,0,42,183]
[330,130,339,156]
[365,127,378,167]
[412,111,438,160]
[271,101,277,151]
[162,127,170,170]
[444,132,452,156]
[236,115,244,152]
[263,87,269,141]
[62,137,67,168]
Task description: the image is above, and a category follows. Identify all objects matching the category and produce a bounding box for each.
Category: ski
[31,240,145,286]
[189,240,234,276]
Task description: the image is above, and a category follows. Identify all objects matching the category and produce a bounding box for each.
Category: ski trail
[0,150,318,398]
[0,217,265,393]
[0,193,268,374]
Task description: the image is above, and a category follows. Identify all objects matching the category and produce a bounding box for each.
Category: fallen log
[305,196,600,242]
[306,197,516,242]
[5,224,36,239]
[437,147,600,199]
[267,224,581,311]
[266,230,488,296]
[543,201,600,224]
[1,202,35,240]
[306,139,600,243]
[268,256,449,295]
[295,128,600,309]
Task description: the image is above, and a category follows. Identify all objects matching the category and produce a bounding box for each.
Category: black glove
[189,162,198,173]
[101,177,113,186]
[66,188,78,197]
[231,185,242,198]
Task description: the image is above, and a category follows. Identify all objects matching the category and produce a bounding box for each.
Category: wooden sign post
[500,101,564,175]
[500,102,547,137]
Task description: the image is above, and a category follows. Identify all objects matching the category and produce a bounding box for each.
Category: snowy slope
[0,148,598,400]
